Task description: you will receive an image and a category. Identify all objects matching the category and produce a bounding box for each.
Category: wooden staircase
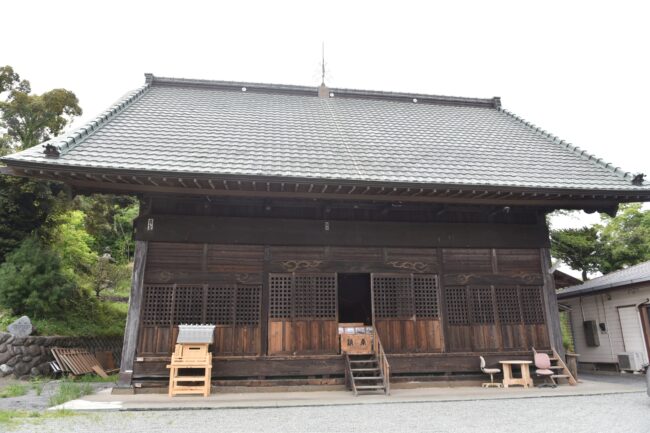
[532,347,577,386]
[344,328,390,396]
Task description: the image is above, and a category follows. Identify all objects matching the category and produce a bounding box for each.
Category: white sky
[4,0,650,277]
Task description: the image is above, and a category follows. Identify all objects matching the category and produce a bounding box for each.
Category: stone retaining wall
[0,332,123,379]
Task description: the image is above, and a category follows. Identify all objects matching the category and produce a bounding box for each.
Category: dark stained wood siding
[134,239,552,379]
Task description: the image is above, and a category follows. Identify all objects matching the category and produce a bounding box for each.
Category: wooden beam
[134,215,550,248]
[117,240,148,389]
[541,247,564,358]
[59,178,631,208]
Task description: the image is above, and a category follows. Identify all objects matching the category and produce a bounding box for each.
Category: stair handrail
[372,327,390,395]
[344,354,358,395]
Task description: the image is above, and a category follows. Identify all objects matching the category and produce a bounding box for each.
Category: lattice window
[520,286,545,324]
[206,286,235,326]
[445,286,469,325]
[310,275,337,319]
[172,285,204,325]
[373,275,414,319]
[270,274,336,320]
[142,285,173,326]
[413,274,439,318]
[235,285,261,326]
[294,275,314,319]
[495,287,522,324]
[269,274,293,319]
[468,286,495,324]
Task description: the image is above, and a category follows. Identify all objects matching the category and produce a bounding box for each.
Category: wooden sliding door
[371,273,443,353]
[268,273,338,355]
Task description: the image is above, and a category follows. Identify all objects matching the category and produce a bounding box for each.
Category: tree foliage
[0,65,82,152]
[74,195,139,263]
[598,203,650,273]
[551,204,650,279]
[0,175,61,263]
[0,237,80,318]
[551,226,601,281]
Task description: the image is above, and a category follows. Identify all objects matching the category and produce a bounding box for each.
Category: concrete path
[51,373,647,411]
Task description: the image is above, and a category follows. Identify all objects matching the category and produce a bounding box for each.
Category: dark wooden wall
[135,242,550,371]
[129,198,554,380]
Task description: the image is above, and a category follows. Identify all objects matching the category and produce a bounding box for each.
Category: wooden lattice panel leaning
[50,348,108,377]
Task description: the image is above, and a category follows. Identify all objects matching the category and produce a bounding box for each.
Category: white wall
[560,284,650,364]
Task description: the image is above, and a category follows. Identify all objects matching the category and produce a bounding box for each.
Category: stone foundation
[0,332,123,380]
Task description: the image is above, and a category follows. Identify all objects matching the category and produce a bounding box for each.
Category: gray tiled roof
[3,75,648,191]
[557,260,650,298]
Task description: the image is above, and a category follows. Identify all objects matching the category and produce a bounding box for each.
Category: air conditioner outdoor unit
[618,352,644,371]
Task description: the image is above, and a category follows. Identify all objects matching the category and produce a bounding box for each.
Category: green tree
[550,226,601,281]
[0,66,81,263]
[598,203,650,273]
[47,209,98,282]
[551,204,650,279]
[74,195,139,262]
[0,175,62,263]
[0,65,82,152]
[0,237,80,318]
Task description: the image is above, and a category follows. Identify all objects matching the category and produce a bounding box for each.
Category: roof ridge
[148,74,500,109]
[497,107,645,186]
[43,82,152,158]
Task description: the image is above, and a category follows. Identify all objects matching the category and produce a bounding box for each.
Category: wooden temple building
[3,74,650,391]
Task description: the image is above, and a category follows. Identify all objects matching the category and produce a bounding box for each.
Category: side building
[557,260,650,372]
[2,74,649,390]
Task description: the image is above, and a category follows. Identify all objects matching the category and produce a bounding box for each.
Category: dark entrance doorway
[337,273,372,325]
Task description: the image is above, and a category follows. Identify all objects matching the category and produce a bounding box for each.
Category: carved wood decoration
[281,260,323,272]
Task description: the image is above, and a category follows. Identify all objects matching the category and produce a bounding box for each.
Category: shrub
[0,237,80,319]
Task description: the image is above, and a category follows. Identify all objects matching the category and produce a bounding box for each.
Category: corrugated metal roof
[3,74,648,192]
[176,324,215,344]
[557,260,650,298]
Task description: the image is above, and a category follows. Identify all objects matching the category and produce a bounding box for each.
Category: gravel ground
[8,391,650,433]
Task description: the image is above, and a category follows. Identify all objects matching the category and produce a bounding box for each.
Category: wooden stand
[166,343,212,397]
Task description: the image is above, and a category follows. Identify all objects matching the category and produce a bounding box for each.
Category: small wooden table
[499,360,533,388]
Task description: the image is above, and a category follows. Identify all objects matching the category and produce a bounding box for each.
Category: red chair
[534,353,556,388]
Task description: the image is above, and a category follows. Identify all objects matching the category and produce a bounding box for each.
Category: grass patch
[30,378,46,396]
[0,409,76,428]
[49,381,94,407]
[0,384,28,398]
[73,373,118,383]
[1,300,125,337]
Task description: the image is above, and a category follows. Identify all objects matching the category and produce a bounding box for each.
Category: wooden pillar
[541,247,564,358]
[116,240,148,389]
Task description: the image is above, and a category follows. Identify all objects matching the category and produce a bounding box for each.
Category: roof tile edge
[148,74,500,108]
[497,107,645,186]
[43,81,153,158]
